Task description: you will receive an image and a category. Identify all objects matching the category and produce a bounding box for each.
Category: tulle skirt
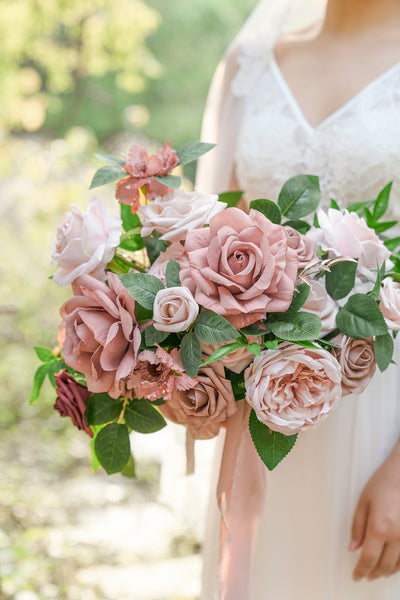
[201,341,400,599]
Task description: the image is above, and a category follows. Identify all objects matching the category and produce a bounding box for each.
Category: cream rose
[139,188,226,242]
[332,336,376,396]
[153,286,199,332]
[379,278,400,331]
[51,197,122,286]
[302,279,339,334]
[308,208,390,269]
[200,337,261,374]
[245,343,342,435]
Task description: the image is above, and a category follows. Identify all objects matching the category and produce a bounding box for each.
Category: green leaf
[134,303,153,324]
[144,325,169,347]
[270,312,321,341]
[277,175,321,219]
[119,235,144,252]
[330,198,340,210]
[249,410,298,470]
[325,260,358,300]
[373,221,398,234]
[283,283,310,317]
[144,233,167,265]
[264,338,279,350]
[249,199,281,224]
[165,259,181,288]
[176,141,216,166]
[154,174,181,188]
[369,262,386,301]
[86,393,123,426]
[46,360,65,387]
[348,199,375,215]
[218,191,243,208]
[384,237,400,252]
[181,332,202,378]
[33,346,56,363]
[94,153,125,168]
[90,434,101,472]
[119,273,164,309]
[336,294,388,339]
[313,213,320,228]
[240,324,267,336]
[373,182,392,221]
[124,398,167,434]
[225,370,246,402]
[29,364,50,405]
[64,366,87,387]
[283,220,311,234]
[200,342,243,367]
[374,333,394,372]
[121,454,137,478]
[194,311,239,344]
[94,423,131,475]
[120,204,141,232]
[89,165,126,190]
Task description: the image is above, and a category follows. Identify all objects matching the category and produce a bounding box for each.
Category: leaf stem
[120,228,141,242]
[118,398,129,424]
[115,251,147,273]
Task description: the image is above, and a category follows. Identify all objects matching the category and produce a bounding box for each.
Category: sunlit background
[0,1,259,599]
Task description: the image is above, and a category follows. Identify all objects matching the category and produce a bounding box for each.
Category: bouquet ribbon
[217,400,267,600]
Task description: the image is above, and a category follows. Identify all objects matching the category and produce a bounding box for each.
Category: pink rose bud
[153,286,199,333]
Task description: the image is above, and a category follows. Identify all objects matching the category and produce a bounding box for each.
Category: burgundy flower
[116,141,179,212]
[54,370,93,437]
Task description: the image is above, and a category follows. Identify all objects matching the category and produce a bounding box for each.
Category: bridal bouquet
[30,139,400,473]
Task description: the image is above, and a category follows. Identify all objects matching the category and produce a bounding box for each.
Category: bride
[197,0,400,598]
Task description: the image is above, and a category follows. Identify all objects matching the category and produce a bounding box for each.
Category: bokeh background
[0,2,258,599]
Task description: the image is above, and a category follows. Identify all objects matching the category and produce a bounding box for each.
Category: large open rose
[245,343,342,435]
[179,207,299,328]
[61,272,141,398]
[51,198,122,287]
[160,359,237,439]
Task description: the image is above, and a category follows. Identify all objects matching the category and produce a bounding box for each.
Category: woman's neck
[321,0,400,35]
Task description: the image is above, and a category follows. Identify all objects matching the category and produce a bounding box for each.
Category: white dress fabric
[200,41,400,600]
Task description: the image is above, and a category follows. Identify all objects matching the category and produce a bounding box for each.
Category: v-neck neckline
[270,50,400,133]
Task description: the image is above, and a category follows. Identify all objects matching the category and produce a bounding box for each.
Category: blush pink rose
[332,336,376,396]
[153,286,199,333]
[283,226,317,268]
[379,278,400,331]
[124,346,197,401]
[139,189,226,242]
[200,336,261,374]
[60,272,141,398]
[160,359,237,439]
[116,141,179,212]
[54,370,93,437]
[302,279,339,334]
[308,208,390,269]
[51,198,122,287]
[245,343,342,435]
[148,242,183,285]
[179,207,299,329]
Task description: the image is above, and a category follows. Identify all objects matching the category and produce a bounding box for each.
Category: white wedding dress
[200,29,400,600]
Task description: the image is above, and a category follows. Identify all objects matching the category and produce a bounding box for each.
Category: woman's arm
[351,439,400,580]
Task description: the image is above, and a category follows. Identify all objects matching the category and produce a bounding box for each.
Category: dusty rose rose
[148,242,183,285]
[61,272,141,398]
[124,346,197,401]
[308,208,390,269]
[200,336,261,374]
[160,359,237,439]
[283,226,317,268]
[379,278,400,331]
[54,370,93,437]
[139,189,226,242]
[302,279,338,334]
[179,207,299,329]
[116,141,179,212]
[153,286,199,333]
[332,336,376,396]
[245,343,342,435]
[51,198,122,287]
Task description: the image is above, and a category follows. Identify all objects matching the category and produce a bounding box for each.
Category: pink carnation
[179,207,299,328]
[116,141,179,212]
[124,346,197,401]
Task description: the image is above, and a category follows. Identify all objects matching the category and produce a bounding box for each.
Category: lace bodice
[232,44,400,221]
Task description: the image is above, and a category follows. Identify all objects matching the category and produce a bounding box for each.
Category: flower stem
[118,398,129,424]
[120,227,141,242]
[115,251,146,273]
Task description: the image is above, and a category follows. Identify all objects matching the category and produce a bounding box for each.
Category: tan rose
[379,278,400,331]
[160,359,237,439]
[153,286,199,333]
[332,336,376,396]
[245,343,342,435]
